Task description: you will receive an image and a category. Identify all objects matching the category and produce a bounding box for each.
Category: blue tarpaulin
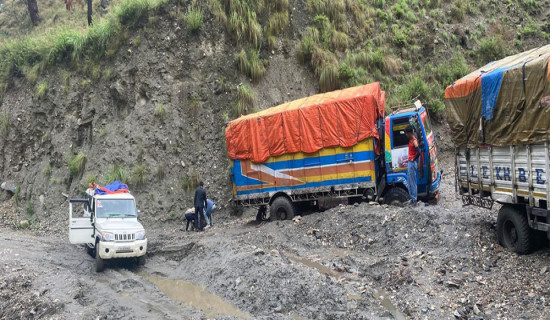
[481,66,510,121]
[94,180,129,195]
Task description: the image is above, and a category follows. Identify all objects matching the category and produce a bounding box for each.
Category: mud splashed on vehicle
[374,289,407,320]
[140,272,251,319]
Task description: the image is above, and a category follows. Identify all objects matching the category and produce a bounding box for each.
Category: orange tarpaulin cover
[225,83,385,163]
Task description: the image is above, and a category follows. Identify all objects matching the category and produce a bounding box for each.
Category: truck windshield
[421,112,433,138]
[96,199,136,218]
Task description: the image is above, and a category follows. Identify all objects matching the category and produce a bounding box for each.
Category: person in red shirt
[405,125,420,204]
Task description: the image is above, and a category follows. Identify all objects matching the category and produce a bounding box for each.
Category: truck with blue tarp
[446,45,550,254]
[225,83,441,221]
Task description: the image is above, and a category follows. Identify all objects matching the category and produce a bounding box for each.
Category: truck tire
[86,244,95,257]
[138,255,146,266]
[383,187,410,206]
[95,241,105,272]
[497,205,531,254]
[270,197,295,220]
[256,205,268,222]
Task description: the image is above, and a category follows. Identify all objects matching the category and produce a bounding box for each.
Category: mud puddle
[140,272,251,319]
[283,252,343,279]
[374,289,407,320]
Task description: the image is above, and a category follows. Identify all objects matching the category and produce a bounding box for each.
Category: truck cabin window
[393,118,410,149]
[95,199,137,218]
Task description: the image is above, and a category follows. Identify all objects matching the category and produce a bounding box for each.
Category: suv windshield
[96,199,136,218]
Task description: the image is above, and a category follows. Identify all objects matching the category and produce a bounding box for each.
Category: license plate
[119,246,131,251]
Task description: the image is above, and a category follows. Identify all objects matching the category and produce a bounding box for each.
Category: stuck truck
[446,45,550,254]
[69,181,147,272]
[225,82,441,221]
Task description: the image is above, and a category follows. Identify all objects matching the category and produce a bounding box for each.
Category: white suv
[69,189,147,272]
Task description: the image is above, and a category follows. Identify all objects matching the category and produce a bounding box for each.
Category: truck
[225,82,441,221]
[446,45,550,254]
[69,181,147,272]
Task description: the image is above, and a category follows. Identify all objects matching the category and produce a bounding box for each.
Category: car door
[69,199,94,244]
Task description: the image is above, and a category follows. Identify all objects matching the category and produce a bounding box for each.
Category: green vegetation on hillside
[1,0,549,115]
[0,0,168,103]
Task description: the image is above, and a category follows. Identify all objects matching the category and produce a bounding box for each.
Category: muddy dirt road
[1,162,550,320]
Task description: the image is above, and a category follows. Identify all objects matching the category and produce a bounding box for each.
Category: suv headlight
[135,231,146,240]
[101,232,115,242]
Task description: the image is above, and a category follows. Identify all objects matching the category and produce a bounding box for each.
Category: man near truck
[405,125,420,204]
[193,181,207,231]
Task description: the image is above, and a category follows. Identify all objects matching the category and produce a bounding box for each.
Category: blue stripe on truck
[235,176,373,195]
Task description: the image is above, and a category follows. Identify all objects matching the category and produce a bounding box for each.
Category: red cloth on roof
[225,83,385,163]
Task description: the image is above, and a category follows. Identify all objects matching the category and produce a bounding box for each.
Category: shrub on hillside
[477,35,507,64]
[186,5,203,32]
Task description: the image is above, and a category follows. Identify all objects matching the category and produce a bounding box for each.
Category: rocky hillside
[0,0,549,231]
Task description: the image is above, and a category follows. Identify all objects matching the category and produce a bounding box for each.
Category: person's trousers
[204,210,212,226]
[194,206,204,230]
[185,213,195,231]
[407,160,418,202]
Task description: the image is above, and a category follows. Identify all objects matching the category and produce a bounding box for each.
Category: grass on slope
[0,0,169,103]
[297,0,549,113]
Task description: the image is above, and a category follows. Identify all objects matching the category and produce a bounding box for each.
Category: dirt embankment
[1,159,549,320]
[0,2,317,236]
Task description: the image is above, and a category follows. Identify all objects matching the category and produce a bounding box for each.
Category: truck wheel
[497,206,531,254]
[256,205,268,222]
[86,244,95,257]
[95,241,105,272]
[383,187,410,206]
[270,197,295,220]
[138,255,146,266]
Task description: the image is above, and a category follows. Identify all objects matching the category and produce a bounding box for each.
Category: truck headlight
[101,232,115,242]
[135,231,146,240]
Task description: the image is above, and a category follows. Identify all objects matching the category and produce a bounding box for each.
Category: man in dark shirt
[193,181,207,231]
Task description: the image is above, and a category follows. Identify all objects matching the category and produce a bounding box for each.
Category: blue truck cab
[377,105,441,205]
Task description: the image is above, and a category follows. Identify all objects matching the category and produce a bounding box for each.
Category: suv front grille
[115,233,135,242]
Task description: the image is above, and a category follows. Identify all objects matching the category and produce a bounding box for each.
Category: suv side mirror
[137,209,141,217]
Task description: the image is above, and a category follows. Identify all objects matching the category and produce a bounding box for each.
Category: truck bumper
[98,239,147,259]
[429,172,441,196]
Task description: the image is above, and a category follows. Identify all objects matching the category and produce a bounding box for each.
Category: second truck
[447,44,550,254]
[225,82,441,221]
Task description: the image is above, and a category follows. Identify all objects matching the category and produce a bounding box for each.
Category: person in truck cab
[405,125,420,205]
[193,181,207,231]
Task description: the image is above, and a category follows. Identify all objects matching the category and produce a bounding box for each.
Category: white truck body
[457,143,550,207]
[69,190,147,270]
[457,143,550,254]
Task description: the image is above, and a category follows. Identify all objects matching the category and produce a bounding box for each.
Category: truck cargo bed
[457,143,550,208]
[232,139,376,205]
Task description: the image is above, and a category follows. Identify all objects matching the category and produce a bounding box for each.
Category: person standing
[193,181,207,231]
[204,199,216,227]
[405,125,420,205]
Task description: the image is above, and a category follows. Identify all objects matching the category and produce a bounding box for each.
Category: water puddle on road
[283,252,343,279]
[374,289,407,320]
[140,273,251,319]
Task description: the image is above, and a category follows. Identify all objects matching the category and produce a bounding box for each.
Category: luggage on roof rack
[91,181,129,195]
